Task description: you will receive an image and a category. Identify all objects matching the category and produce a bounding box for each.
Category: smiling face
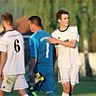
[58,14,69,28]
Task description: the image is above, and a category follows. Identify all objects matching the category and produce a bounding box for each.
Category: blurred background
[0,0,96,96]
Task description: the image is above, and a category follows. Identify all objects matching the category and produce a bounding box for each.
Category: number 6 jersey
[0,30,25,75]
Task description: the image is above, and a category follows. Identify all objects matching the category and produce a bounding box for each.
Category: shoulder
[0,31,6,39]
[39,30,50,36]
[69,25,78,30]
[29,34,35,40]
[68,25,78,34]
[51,29,59,36]
[2,30,21,37]
[0,31,8,41]
[14,30,21,35]
[29,34,38,43]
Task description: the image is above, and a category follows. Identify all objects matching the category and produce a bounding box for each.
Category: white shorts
[0,74,29,92]
[58,65,80,85]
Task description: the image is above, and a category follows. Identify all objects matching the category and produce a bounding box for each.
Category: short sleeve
[0,45,7,52]
[70,26,79,42]
[0,35,8,52]
[51,31,58,47]
[29,35,39,58]
[51,31,58,39]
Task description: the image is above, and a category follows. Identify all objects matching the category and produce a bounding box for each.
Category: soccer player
[28,16,55,96]
[47,10,81,96]
[0,12,29,96]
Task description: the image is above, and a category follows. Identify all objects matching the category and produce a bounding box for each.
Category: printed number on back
[14,39,20,52]
[46,42,49,58]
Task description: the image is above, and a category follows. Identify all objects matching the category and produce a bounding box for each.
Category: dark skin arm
[28,57,37,79]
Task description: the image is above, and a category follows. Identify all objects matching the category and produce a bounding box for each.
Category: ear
[58,19,61,23]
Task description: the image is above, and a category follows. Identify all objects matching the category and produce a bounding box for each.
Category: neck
[59,25,69,32]
[34,27,42,33]
[60,25,67,30]
[5,26,13,31]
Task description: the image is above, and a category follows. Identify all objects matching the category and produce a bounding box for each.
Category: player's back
[0,30,25,75]
[32,30,54,66]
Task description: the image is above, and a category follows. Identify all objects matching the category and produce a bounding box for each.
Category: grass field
[5,78,96,96]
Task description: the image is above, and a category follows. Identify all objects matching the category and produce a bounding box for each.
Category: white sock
[62,92,69,96]
[23,94,29,96]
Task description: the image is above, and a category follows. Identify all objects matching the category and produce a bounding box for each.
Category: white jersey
[52,26,81,68]
[0,30,25,75]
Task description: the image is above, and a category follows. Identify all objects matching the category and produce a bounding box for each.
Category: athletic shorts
[34,65,55,92]
[0,74,28,92]
[58,65,80,85]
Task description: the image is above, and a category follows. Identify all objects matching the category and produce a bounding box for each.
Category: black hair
[28,16,42,27]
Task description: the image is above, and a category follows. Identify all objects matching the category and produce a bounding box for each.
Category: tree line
[0,0,96,52]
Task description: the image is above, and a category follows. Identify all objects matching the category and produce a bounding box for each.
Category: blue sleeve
[29,35,39,58]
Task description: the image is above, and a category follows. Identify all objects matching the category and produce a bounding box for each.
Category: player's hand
[47,38,59,44]
[28,71,34,80]
[27,71,35,86]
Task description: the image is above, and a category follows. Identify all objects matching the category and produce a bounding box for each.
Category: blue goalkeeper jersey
[29,30,54,66]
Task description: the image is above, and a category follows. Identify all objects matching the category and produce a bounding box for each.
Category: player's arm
[0,52,7,80]
[28,36,38,78]
[28,57,37,78]
[57,39,77,48]
[0,34,8,80]
[47,38,77,48]
[0,51,1,64]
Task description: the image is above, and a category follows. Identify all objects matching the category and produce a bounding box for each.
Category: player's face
[59,14,69,28]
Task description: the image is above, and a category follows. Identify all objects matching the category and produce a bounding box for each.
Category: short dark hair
[1,12,13,24]
[56,10,69,20]
[28,16,42,27]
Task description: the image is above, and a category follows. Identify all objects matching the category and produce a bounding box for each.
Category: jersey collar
[58,25,69,32]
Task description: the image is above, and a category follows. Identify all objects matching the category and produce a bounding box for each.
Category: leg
[70,84,75,94]
[69,84,74,96]
[39,66,55,96]
[17,89,29,96]
[0,90,4,96]
[62,82,70,96]
[62,82,70,94]
[14,74,29,96]
[70,65,80,95]
[59,68,70,96]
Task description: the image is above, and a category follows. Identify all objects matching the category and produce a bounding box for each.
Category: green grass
[74,81,96,96]
[5,79,96,96]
